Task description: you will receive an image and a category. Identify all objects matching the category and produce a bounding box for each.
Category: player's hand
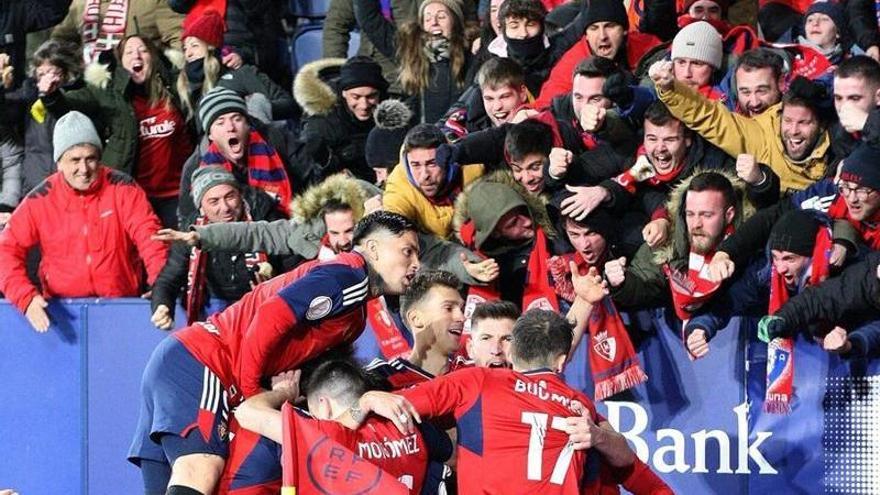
[735,154,762,185]
[150,304,174,330]
[604,257,627,288]
[153,228,200,246]
[26,295,51,333]
[548,147,573,179]
[707,251,735,282]
[570,263,608,304]
[868,46,880,61]
[0,53,13,89]
[823,326,852,354]
[0,489,20,495]
[359,391,421,434]
[838,103,869,134]
[686,328,710,359]
[222,51,244,70]
[510,108,539,123]
[563,410,603,450]
[642,218,670,248]
[560,185,609,221]
[0,212,11,228]
[271,369,302,400]
[578,103,606,133]
[648,60,675,92]
[830,243,847,267]
[461,252,499,283]
[364,194,383,214]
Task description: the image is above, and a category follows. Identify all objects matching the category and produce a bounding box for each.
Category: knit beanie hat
[768,209,820,257]
[339,56,389,93]
[840,144,880,191]
[803,2,846,37]
[182,10,225,48]
[198,87,248,133]
[671,21,723,69]
[191,165,239,206]
[583,0,629,30]
[366,99,413,169]
[419,0,464,24]
[53,111,103,162]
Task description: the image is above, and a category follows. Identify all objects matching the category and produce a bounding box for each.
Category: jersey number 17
[522,412,576,485]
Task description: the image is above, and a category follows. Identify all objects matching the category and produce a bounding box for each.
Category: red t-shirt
[313,416,438,493]
[400,367,602,494]
[132,95,193,198]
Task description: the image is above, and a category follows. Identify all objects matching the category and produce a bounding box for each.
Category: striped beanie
[198,87,248,133]
[191,165,239,206]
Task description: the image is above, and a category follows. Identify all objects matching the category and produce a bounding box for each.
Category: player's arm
[564,412,635,468]
[236,371,302,443]
[237,265,368,397]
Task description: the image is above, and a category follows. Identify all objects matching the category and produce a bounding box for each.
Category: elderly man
[149,166,297,329]
[0,111,167,332]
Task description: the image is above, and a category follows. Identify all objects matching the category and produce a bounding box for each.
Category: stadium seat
[348,30,361,58]
[289,0,331,19]
[294,25,325,71]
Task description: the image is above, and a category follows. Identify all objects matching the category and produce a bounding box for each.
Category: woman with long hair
[354,0,474,123]
[176,10,297,127]
[41,35,194,228]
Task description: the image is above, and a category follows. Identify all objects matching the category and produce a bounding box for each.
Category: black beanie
[338,56,389,93]
[768,209,820,257]
[365,99,413,169]
[584,0,629,30]
[841,144,880,191]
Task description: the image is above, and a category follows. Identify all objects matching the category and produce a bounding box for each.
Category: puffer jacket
[0,167,168,312]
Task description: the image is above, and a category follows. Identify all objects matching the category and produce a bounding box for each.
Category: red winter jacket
[535,31,661,109]
[0,167,168,312]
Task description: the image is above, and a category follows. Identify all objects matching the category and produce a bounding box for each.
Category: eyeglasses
[837,182,875,201]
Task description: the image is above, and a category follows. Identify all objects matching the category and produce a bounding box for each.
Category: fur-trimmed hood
[289,173,371,224]
[453,170,556,252]
[652,167,756,266]
[293,58,346,117]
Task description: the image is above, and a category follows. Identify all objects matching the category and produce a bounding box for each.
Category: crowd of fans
[3,0,880,493]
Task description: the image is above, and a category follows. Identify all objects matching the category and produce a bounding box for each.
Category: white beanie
[53,111,103,162]
[671,21,723,69]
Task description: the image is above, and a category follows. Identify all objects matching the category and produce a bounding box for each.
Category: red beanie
[182,10,225,48]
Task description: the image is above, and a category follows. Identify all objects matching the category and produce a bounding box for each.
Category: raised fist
[648,60,674,92]
[604,256,627,288]
[578,103,606,133]
[548,147,573,178]
[735,154,762,185]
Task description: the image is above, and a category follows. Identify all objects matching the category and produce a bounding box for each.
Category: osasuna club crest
[593,330,617,362]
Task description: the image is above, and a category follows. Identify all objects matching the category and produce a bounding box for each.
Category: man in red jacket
[0,111,168,332]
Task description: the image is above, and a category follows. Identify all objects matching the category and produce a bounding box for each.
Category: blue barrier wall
[1,299,878,493]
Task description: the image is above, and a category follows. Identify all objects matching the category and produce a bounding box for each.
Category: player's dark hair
[477,56,526,91]
[471,301,520,328]
[352,211,417,245]
[403,123,447,153]
[401,270,462,321]
[305,359,369,408]
[836,55,880,87]
[734,49,784,81]
[686,171,736,211]
[510,309,573,367]
[504,120,554,163]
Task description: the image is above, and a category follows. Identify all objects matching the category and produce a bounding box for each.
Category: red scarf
[200,129,292,216]
[185,213,268,325]
[765,226,833,414]
[366,298,412,360]
[827,195,880,250]
[81,0,129,64]
[547,253,647,401]
[613,147,685,195]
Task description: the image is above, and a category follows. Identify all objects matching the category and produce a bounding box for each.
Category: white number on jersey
[521,412,576,485]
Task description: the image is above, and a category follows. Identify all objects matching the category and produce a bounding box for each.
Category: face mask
[185,58,205,83]
[505,32,545,63]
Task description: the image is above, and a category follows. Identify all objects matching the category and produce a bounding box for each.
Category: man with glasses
[828,145,880,250]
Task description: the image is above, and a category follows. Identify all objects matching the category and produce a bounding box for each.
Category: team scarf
[765,226,833,414]
[366,297,413,360]
[613,147,685,195]
[185,213,269,325]
[81,0,130,64]
[663,224,735,323]
[200,129,292,216]
[547,252,647,401]
[827,194,880,250]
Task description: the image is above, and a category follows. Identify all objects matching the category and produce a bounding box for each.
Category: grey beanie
[198,87,248,133]
[191,165,240,206]
[53,111,103,162]
[671,21,723,69]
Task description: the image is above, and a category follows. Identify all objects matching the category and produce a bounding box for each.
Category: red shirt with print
[132,95,193,198]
